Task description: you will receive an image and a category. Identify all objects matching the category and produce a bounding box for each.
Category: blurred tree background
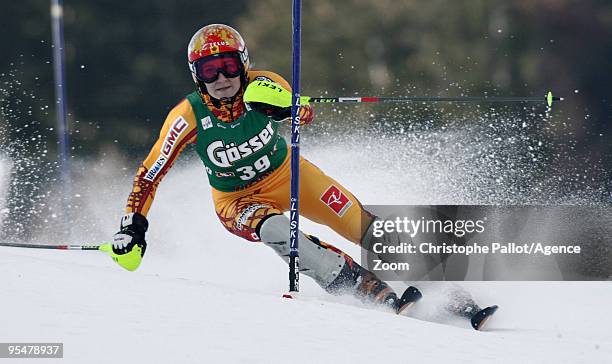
[1,0,610,157]
[0,0,610,237]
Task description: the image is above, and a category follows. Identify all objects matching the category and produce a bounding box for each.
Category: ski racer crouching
[108,24,496,326]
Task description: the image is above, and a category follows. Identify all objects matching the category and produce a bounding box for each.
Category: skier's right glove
[103,212,148,271]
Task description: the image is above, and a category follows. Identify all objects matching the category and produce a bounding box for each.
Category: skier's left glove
[103,212,148,271]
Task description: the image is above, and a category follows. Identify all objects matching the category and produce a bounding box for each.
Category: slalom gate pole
[0,242,105,251]
[51,0,73,231]
[288,0,302,294]
[306,92,562,107]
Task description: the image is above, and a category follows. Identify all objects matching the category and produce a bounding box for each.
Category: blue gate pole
[51,0,72,226]
[288,0,302,293]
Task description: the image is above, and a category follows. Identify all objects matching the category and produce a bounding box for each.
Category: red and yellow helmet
[187,24,250,72]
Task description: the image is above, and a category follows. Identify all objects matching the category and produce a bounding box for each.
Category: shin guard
[259,214,347,288]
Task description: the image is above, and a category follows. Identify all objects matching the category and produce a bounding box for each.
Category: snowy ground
[1,139,611,363]
[2,243,611,363]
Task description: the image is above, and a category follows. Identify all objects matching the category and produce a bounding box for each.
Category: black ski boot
[446,290,498,330]
[326,259,396,304]
[326,259,422,314]
[395,286,423,315]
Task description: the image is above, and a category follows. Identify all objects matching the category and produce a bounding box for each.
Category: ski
[395,286,423,315]
[470,305,499,331]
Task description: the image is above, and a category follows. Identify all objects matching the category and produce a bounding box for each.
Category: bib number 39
[237,155,271,180]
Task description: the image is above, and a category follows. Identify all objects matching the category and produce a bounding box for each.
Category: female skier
[108,24,495,326]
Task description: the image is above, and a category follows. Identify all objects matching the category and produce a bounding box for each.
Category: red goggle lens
[194,54,242,83]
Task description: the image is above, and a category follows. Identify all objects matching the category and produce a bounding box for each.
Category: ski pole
[306,91,562,107]
[0,242,109,251]
[244,83,562,109]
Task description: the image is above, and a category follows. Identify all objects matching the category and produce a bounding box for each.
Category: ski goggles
[191,53,243,83]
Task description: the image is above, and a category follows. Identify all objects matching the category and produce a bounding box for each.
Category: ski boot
[446,291,498,330]
[326,259,422,314]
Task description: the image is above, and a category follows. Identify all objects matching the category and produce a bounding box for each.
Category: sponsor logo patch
[144,116,188,182]
[320,185,353,217]
[206,121,275,168]
[253,76,273,82]
[144,156,168,181]
[236,204,269,230]
[162,116,189,155]
[215,171,235,178]
[201,116,213,130]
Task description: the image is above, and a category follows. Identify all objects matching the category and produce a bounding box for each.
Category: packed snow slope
[1,133,611,363]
